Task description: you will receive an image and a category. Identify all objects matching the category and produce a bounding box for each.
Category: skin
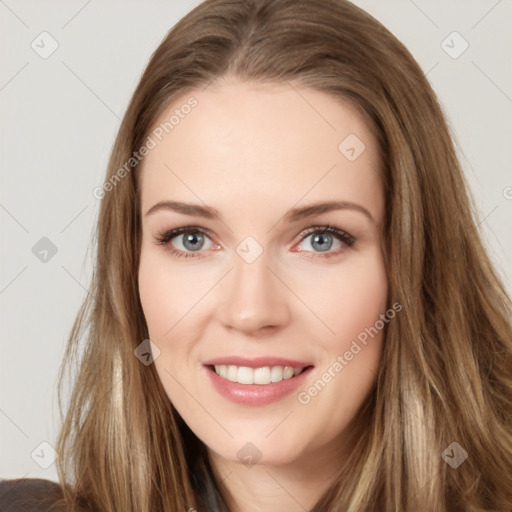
[138,77,388,512]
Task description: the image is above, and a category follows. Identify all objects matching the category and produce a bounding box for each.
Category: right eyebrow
[145,200,220,219]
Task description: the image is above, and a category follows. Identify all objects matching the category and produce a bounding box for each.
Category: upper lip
[203,356,314,368]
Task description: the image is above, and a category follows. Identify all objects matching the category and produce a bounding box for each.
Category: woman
[1,0,511,510]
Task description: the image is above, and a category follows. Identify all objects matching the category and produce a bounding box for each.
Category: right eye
[155,227,220,259]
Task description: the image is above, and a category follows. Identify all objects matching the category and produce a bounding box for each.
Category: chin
[206,431,310,469]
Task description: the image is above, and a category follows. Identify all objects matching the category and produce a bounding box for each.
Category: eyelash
[154,224,356,260]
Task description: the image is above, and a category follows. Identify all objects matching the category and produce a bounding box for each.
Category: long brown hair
[55,0,512,510]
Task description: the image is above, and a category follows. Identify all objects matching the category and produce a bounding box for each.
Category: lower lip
[204,365,314,406]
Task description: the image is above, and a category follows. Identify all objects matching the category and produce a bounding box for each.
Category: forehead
[139,79,383,223]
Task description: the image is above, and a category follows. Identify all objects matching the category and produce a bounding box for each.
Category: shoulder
[0,478,66,511]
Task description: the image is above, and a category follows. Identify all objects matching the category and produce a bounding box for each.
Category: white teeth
[237,366,254,384]
[283,367,294,379]
[227,365,238,381]
[271,366,283,382]
[253,366,271,384]
[214,365,226,378]
[213,365,305,385]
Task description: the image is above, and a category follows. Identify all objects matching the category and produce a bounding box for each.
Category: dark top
[0,478,66,512]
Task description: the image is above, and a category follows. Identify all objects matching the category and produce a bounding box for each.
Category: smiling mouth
[208,364,313,385]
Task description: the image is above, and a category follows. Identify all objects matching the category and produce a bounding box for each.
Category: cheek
[138,258,173,338]
[336,257,388,344]
[138,250,211,338]
[292,251,388,444]
[138,255,193,402]
[291,248,388,348]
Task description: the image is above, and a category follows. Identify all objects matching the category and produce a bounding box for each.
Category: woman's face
[138,78,388,468]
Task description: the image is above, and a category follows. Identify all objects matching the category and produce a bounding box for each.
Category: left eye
[296,227,355,254]
[299,232,339,252]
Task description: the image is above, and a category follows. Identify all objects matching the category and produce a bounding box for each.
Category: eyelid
[155,225,217,245]
[295,224,355,246]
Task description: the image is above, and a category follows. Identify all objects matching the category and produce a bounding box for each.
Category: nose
[216,251,291,336]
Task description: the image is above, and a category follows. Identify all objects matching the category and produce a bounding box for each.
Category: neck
[208,438,346,512]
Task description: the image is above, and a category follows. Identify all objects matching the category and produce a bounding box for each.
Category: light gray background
[1,0,511,482]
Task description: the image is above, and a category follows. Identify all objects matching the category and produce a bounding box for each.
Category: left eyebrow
[283,201,375,224]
